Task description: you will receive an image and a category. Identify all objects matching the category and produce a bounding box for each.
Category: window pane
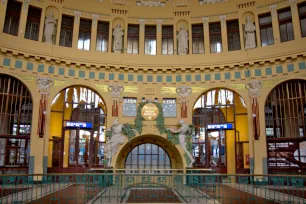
[227,20,241,51]
[60,15,74,47]
[122,97,137,116]
[163,98,176,117]
[3,0,22,36]
[209,23,222,53]
[96,21,109,52]
[162,26,174,55]
[78,19,91,50]
[192,24,204,54]
[127,25,139,54]
[145,26,156,55]
[25,6,41,41]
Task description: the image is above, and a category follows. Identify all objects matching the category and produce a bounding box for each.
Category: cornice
[1,46,305,74]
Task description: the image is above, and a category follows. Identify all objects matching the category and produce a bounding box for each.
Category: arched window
[125,143,171,169]
[0,74,32,168]
[192,88,247,173]
[265,80,306,173]
[50,86,106,169]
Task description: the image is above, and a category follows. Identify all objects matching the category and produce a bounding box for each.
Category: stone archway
[115,135,184,169]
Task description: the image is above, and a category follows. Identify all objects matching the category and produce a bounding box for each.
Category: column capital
[202,17,209,25]
[1,0,6,5]
[36,77,54,96]
[92,14,99,27]
[74,10,82,24]
[139,19,145,29]
[269,4,277,19]
[219,15,226,28]
[23,0,31,12]
[289,0,298,13]
[156,19,162,32]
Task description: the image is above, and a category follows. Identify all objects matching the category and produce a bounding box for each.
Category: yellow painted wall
[0,0,305,174]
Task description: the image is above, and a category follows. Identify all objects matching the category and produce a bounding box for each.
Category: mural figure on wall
[245,80,262,140]
[112,24,124,53]
[44,12,57,44]
[176,86,192,118]
[177,24,188,55]
[168,120,195,167]
[244,16,257,50]
[106,119,126,167]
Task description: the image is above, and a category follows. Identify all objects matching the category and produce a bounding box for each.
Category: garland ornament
[168,120,195,167]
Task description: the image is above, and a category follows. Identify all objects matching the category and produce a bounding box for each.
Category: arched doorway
[50,86,106,172]
[116,135,183,169]
[192,88,248,173]
[125,143,171,169]
[265,79,306,173]
[0,74,32,171]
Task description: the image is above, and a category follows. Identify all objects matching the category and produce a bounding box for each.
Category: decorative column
[269,4,280,44]
[220,15,228,52]
[72,11,81,49]
[139,19,145,54]
[289,0,301,40]
[245,80,262,140]
[108,84,124,117]
[36,77,54,138]
[156,19,162,55]
[18,0,31,38]
[176,86,192,118]
[202,17,209,54]
[91,14,99,51]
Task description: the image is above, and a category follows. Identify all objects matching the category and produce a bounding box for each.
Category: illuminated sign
[65,121,93,129]
[141,103,159,120]
[207,123,234,130]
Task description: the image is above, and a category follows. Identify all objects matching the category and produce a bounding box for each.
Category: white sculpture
[169,120,195,167]
[245,80,262,103]
[106,119,126,167]
[44,12,57,44]
[112,24,124,53]
[36,77,54,95]
[176,86,192,103]
[177,24,188,55]
[244,16,256,50]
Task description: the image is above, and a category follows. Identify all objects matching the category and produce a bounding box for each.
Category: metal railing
[0,172,305,203]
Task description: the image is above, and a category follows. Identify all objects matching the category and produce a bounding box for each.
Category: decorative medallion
[141,103,159,120]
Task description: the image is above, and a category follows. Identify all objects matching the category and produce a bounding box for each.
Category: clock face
[141,103,159,121]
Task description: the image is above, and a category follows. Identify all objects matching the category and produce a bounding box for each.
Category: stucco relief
[108,84,124,99]
[245,80,262,103]
[36,77,54,96]
[244,16,257,50]
[136,0,165,7]
[44,13,57,44]
[112,24,124,53]
[199,0,228,5]
[177,25,188,55]
[176,86,192,103]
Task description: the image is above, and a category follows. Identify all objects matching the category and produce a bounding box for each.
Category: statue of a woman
[106,119,126,167]
[112,24,124,53]
[244,16,256,50]
[177,25,188,55]
[44,12,57,44]
[169,120,195,167]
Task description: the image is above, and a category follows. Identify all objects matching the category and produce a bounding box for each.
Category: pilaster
[269,4,280,44]
[139,19,145,55]
[38,7,46,42]
[18,0,31,38]
[91,14,99,51]
[123,19,128,53]
[72,10,81,49]
[220,15,228,52]
[108,20,113,53]
[202,17,209,54]
[156,20,162,55]
[0,0,8,33]
[55,13,62,45]
[289,0,301,40]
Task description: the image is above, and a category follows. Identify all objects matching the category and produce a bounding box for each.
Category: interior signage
[65,121,93,129]
[207,123,234,130]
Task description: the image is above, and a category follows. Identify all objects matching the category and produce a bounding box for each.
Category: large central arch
[115,135,184,169]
